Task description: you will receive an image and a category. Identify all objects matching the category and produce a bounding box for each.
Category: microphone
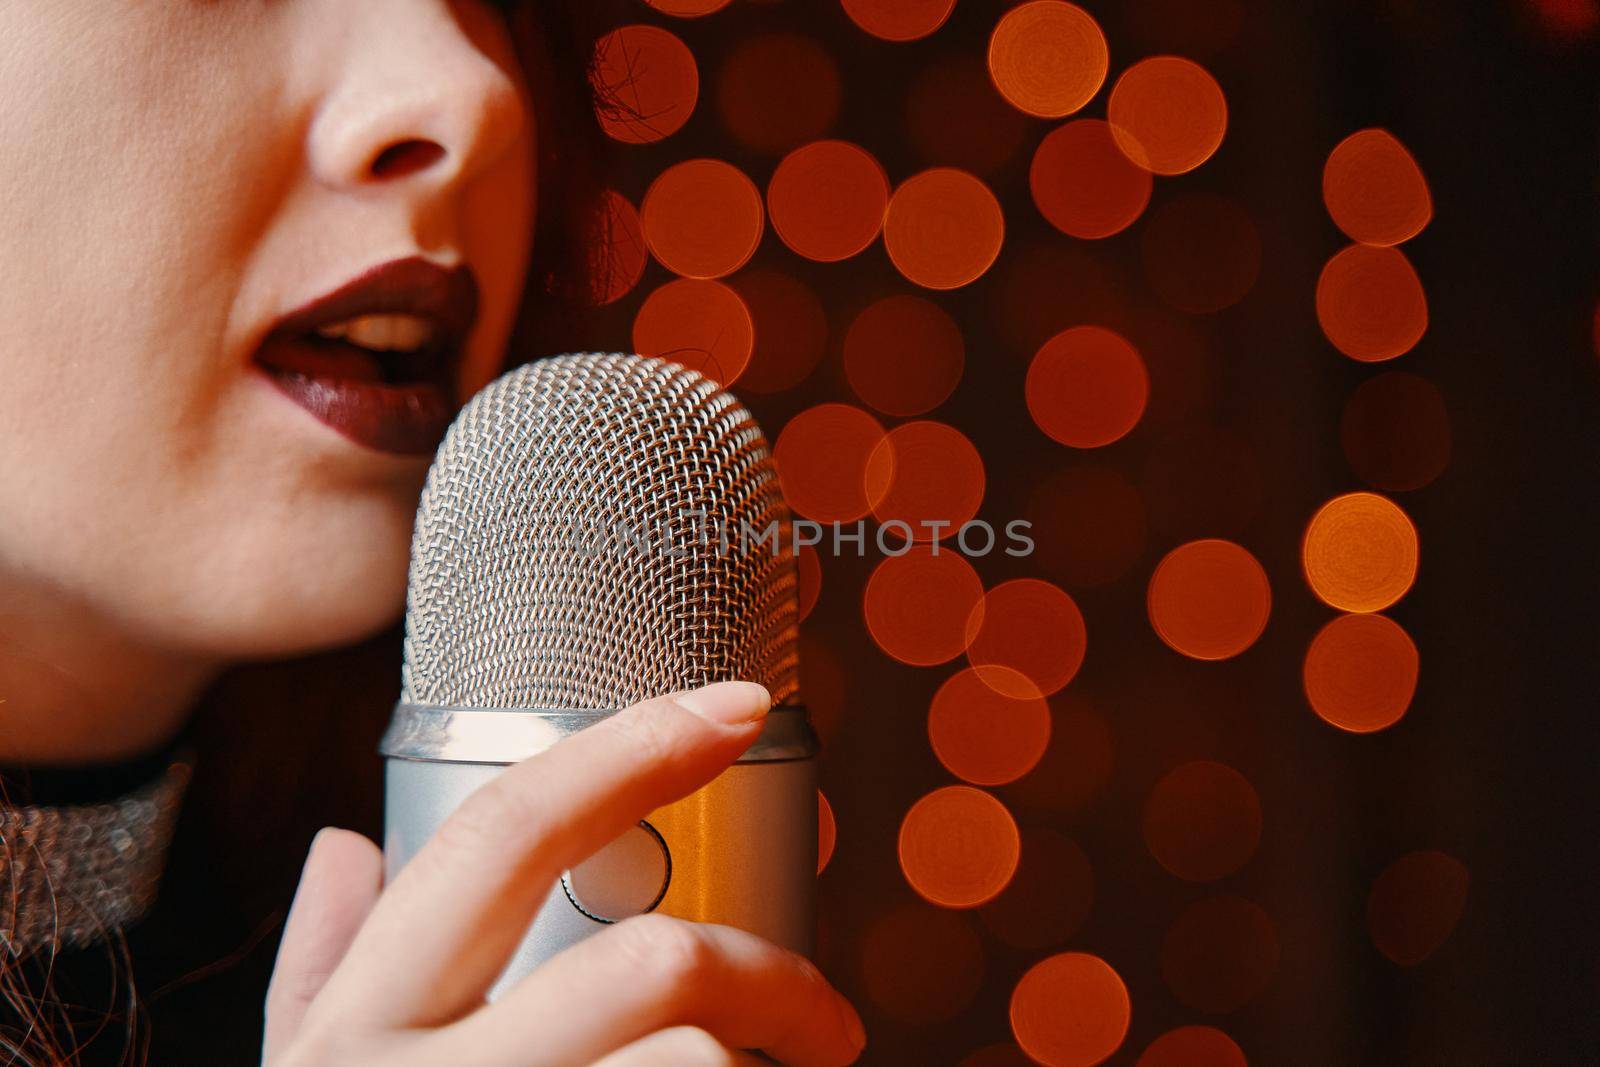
[379,353,817,993]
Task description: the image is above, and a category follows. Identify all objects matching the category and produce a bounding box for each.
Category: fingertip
[674,681,771,726]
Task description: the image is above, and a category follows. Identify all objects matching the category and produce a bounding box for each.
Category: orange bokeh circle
[1026,326,1149,448]
[1147,540,1272,660]
[729,268,828,394]
[773,403,887,522]
[1304,613,1418,733]
[1143,761,1262,882]
[1108,56,1228,175]
[1324,128,1432,246]
[717,33,842,156]
[588,190,647,306]
[641,159,763,280]
[1136,1026,1247,1067]
[817,789,836,874]
[1340,371,1452,491]
[632,278,753,387]
[1302,492,1419,613]
[592,25,699,145]
[863,546,985,666]
[1030,119,1154,239]
[928,666,1052,786]
[844,294,965,416]
[1142,193,1261,314]
[644,0,733,14]
[1316,244,1428,361]
[842,0,956,41]
[1161,895,1280,1013]
[965,579,1088,697]
[989,2,1110,118]
[899,786,1020,908]
[884,168,1006,290]
[866,421,986,541]
[768,141,890,262]
[1009,953,1131,1067]
[1367,850,1470,966]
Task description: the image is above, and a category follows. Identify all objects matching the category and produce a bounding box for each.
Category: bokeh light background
[570,2,1600,1063]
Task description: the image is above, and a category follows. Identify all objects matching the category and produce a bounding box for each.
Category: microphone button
[561,820,672,923]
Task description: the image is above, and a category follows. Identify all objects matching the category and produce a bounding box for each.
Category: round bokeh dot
[899,785,1021,908]
[768,140,890,262]
[1030,119,1153,239]
[1108,56,1229,175]
[844,294,965,416]
[1323,128,1432,246]
[842,0,956,41]
[989,2,1110,118]
[817,789,836,874]
[1304,613,1419,733]
[1302,491,1420,613]
[1161,895,1280,1013]
[965,579,1088,697]
[1137,1026,1248,1067]
[1027,326,1149,448]
[928,666,1052,786]
[1142,193,1261,314]
[884,168,1006,290]
[1148,540,1272,660]
[1316,244,1428,362]
[592,25,699,145]
[1367,850,1470,966]
[589,190,647,306]
[632,278,754,387]
[1009,952,1131,1067]
[717,34,842,155]
[773,403,886,522]
[729,268,828,394]
[1144,761,1263,882]
[644,0,733,14]
[641,159,764,279]
[1340,371,1452,491]
[865,421,986,542]
[863,546,985,666]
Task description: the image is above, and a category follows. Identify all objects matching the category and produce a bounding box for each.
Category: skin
[0,3,862,1062]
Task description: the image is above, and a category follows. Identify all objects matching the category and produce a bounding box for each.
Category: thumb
[262,827,383,1062]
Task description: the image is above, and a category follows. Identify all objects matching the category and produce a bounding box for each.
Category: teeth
[315,314,436,353]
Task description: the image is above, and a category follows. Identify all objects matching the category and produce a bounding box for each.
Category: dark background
[115,1,1599,1064]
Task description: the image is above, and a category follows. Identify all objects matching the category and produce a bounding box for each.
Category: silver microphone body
[380,354,815,992]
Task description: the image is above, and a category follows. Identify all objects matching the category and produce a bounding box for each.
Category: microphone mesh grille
[401,353,799,709]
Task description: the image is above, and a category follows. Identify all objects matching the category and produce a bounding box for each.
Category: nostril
[370,139,446,180]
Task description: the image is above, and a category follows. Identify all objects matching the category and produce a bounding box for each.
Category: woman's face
[0,1,536,659]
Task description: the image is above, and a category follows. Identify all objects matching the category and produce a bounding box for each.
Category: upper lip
[269,256,480,358]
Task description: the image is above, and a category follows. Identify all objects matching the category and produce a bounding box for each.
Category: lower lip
[255,338,455,456]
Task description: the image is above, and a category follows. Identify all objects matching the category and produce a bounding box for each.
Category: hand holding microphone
[263,680,864,1066]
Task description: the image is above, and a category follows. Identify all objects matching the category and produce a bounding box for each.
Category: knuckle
[430,776,544,860]
[610,701,700,769]
[613,913,716,991]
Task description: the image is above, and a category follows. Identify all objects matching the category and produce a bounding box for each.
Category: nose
[308,2,527,191]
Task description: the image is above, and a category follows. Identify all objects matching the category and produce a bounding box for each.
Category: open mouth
[254,257,480,456]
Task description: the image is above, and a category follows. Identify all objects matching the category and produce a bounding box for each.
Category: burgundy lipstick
[254,258,479,456]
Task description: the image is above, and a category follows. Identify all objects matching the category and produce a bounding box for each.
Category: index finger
[313,681,771,1028]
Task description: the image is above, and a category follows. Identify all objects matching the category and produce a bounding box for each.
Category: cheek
[458,135,539,393]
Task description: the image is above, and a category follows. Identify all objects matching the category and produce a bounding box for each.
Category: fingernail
[676,681,771,725]
[838,994,867,1052]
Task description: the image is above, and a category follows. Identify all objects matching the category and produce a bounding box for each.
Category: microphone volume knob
[561,821,672,923]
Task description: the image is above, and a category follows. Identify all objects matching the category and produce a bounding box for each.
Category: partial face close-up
[0,0,537,660]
